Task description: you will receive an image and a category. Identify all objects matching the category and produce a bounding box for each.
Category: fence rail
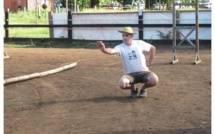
[4,11,211,43]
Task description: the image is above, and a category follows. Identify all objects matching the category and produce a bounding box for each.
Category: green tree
[166,0,172,10]
[145,0,157,9]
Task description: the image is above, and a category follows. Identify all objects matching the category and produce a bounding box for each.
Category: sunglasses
[122,34,130,37]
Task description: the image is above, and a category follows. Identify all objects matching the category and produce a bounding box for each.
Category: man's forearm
[148,46,156,64]
[101,48,117,55]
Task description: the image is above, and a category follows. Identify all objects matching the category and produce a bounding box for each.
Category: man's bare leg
[140,74,159,97]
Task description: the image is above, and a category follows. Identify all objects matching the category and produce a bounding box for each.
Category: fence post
[48,11,54,38]
[5,9,9,40]
[138,9,143,40]
[67,11,72,41]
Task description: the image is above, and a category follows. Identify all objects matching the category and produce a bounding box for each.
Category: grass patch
[9,28,49,38]
[4,10,49,38]
[7,10,48,24]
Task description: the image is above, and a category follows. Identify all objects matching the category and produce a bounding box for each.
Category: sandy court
[4,46,211,134]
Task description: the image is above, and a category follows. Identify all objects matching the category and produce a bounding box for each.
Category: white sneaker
[139,89,147,98]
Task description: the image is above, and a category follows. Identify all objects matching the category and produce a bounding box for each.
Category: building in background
[4,0,55,12]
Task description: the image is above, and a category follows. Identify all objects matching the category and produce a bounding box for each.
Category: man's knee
[118,78,130,89]
[147,74,159,86]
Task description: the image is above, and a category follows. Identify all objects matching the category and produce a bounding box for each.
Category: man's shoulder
[133,40,145,44]
[133,40,152,47]
[115,43,125,48]
[132,40,143,46]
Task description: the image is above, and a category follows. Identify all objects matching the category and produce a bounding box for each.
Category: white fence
[53,10,211,40]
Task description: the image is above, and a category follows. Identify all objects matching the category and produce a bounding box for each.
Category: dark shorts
[121,71,154,84]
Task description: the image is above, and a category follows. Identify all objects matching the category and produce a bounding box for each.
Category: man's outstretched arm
[96,41,118,55]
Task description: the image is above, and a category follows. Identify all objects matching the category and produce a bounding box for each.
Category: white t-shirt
[114,40,151,74]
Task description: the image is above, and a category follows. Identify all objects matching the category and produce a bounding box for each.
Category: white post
[58,5,60,13]
[74,0,77,12]
[38,6,41,18]
[24,7,26,15]
[77,5,79,12]
[66,0,68,12]
[131,0,134,11]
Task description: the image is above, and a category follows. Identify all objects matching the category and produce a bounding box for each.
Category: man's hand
[96,41,105,51]
[146,61,151,67]
[96,41,118,55]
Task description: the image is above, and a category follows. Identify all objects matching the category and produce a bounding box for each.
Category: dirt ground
[4,45,211,134]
